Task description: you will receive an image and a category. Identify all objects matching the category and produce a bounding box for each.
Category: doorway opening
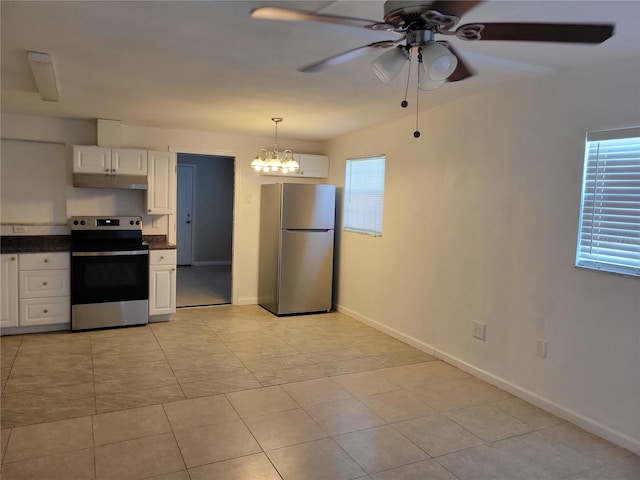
[176,153,234,307]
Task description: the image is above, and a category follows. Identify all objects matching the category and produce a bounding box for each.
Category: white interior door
[177,164,195,265]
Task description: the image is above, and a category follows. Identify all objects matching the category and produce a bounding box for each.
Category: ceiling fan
[251,1,614,136]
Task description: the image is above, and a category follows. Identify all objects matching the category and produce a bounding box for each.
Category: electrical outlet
[472,321,487,341]
[536,339,547,358]
[12,225,27,233]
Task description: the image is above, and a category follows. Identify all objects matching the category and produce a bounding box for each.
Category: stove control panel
[70,216,142,230]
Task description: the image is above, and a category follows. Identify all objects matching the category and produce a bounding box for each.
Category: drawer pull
[44,259,49,263]
[11,257,15,261]
[43,282,48,286]
[160,256,164,260]
[43,309,48,314]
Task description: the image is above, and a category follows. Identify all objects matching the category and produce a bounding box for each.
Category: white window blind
[576,127,640,276]
[344,156,386,236]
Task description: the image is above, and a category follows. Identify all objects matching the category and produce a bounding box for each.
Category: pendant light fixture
[251,118,299,173]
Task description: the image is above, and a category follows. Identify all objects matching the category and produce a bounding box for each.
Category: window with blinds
[344,155,386,236]
[576,127,640,277]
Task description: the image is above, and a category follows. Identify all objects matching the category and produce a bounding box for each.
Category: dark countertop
[1,235,71,254]
[1,235,176,253]
[144,235,177,250]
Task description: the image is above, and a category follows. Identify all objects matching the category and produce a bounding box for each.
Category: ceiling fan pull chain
[401,48,412,109]
[414,49,422,138]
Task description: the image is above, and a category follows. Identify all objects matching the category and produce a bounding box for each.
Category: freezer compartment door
[278,229,334,314]
[282,183,335,230]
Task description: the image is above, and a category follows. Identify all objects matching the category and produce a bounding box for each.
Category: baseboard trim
[336,304,437,356]
[190,260,231,267]
[335,303,640,455]
[234,297,258,306]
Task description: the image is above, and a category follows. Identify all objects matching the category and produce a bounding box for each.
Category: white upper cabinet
[73,146,147,175]
[146,151,176,214]
[297,154,329,178]
[73,146,111,174]
[111,148,148,175]
[261,153,329,178]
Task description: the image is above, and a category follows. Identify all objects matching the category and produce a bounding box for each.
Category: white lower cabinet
[1,254,19,328]
[18,253,70,327]
[19,297,69,327]
[149,249,177,320]
[1,252,70,332]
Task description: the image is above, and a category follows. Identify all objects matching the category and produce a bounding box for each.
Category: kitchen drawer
[19,269,70,298]
[150,249,177,266]
[20,252,70,271]
[19,296,70,326]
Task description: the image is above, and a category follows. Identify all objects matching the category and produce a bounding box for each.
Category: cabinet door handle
[112,168,117,173]
[105,168,110,172]
[171,268,176,271]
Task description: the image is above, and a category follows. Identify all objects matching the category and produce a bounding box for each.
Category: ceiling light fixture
[419,42,458,87]
[370,32,459,138]
[27,51,58,102]
[251,118,299,173]
[371,46,409,84]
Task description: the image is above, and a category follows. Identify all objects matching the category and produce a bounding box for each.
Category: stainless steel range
[70,216,149,331]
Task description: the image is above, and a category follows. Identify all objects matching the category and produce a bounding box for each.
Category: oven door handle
[72,250,149,257]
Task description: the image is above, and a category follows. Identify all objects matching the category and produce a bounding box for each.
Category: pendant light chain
[414,49,422,138]
[272,117,282,154]
[401,49,412,109]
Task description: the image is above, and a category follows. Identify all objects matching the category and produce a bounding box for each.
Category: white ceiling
[1,1,639,141]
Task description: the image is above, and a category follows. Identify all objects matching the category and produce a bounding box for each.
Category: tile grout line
[159,402,189,476]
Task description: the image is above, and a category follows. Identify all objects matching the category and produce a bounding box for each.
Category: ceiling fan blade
[428,1,484,18]
[464,22,615,43]
[251,6,379,29]
[299,41,398,73]
[439,42,475,82]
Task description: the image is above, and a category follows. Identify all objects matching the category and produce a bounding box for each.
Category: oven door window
[72,253,149,305]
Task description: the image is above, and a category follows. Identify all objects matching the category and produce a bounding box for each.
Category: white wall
[327,57,640,453]
[1,115,98,235]
[1,115,325,305]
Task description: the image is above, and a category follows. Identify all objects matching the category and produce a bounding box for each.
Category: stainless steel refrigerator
[258,183,336,315]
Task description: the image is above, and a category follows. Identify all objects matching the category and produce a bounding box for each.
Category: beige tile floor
[176,265,231,307]
[0,305,638,479]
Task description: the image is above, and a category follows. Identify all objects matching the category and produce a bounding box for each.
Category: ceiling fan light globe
[421,42,458,82]
[418,77,445,91]
[371,46,407,84]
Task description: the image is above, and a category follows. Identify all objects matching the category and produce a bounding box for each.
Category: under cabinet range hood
[73,173,148,190]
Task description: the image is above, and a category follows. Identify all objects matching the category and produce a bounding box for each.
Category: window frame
[575,127,640,278]
[343,155,386,237]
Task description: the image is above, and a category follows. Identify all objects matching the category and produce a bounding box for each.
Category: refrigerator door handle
[284,229,331,233]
